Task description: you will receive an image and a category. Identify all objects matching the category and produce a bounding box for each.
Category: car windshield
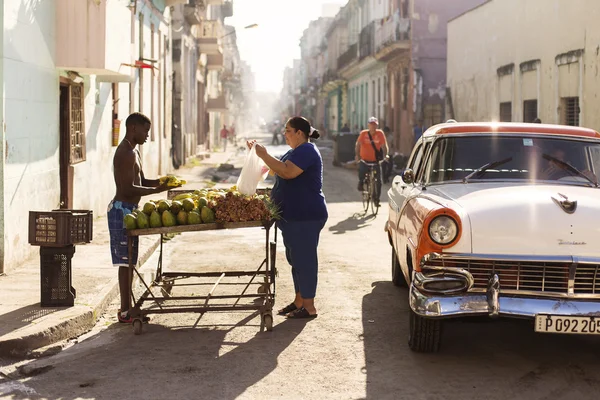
[426,135,600,185]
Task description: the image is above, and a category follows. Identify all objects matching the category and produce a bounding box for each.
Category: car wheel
[392,248,407,287]
[408,309,442,353]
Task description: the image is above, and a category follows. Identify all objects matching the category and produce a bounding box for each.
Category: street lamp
[220,23,258,39]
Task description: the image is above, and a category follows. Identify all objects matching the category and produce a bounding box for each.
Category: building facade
[287,0,486,155]
[447,0,600,131]
[0,0,174,273]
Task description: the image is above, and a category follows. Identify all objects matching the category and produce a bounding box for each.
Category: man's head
[368,117,378,132]
[125,112,151,145]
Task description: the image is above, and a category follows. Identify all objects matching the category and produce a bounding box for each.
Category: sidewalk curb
[0,237,161,359]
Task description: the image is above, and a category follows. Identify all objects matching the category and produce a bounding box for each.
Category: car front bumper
[410,283,600,319]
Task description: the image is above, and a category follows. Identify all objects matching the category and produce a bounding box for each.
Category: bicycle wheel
[369,173,378,215]
[362,177,370,213]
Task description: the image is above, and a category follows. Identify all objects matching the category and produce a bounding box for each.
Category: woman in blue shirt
[247,116,328,319]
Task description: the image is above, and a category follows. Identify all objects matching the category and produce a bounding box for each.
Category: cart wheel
[257,284,268,294]
[263,314,273,332]
[133,319,143,335]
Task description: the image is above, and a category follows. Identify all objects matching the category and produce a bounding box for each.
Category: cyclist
[355,117,389,207]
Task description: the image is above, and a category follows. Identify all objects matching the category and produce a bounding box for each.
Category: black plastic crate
[40,245,77,307]
[29,209,93,247]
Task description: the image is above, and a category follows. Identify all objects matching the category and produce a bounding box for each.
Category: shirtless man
[108,112,171,323]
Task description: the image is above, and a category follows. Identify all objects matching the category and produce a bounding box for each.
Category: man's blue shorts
[107,200,139,268]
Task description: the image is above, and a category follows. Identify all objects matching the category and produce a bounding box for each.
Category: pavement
[0,131,279,360]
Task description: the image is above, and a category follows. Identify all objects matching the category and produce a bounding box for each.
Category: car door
[390,142,427,253]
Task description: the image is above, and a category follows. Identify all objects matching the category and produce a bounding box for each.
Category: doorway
[59,83,73,209]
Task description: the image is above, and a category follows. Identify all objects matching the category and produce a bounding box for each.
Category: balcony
[166,0,190,5]
[337,43,358,70]
[222,1,233,17]
[206,0,224,4]
[207,95,227,112]
[322,70,339,85]
[193,20,223,55]
[206,54,224,70]
[184,3,202,25]
[359,21,375,59]
[374,17,411,62]
[55,0,132,81]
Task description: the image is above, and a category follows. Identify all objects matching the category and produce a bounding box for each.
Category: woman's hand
[246,140,257,150]
[246,140,268,159]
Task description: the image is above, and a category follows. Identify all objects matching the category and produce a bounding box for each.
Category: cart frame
[126,220,277,335]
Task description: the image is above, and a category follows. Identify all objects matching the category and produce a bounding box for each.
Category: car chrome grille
[424,258,600,295]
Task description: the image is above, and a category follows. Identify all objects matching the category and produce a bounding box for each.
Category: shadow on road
[328,212,379,234]
[361,281,600,400]
[11,316,307,400]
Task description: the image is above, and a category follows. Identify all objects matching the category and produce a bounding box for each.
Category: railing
[197,20,222,38]
[374,16,411,53]
[359,21,375,59]
[322,70,339,85]
[337,43,358,70]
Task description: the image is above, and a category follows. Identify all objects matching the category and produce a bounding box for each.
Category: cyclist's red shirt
[357,129,386,162]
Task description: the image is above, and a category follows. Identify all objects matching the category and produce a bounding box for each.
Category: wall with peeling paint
[447,0,600,130]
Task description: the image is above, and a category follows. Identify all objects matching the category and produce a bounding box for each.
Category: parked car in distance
[385,122,600,352]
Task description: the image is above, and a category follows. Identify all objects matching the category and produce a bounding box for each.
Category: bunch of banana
[159,175,186,187]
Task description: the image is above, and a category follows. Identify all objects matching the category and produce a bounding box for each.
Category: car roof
[423,122,600,139]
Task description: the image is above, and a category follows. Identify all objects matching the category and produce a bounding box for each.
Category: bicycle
[361,160,380,216]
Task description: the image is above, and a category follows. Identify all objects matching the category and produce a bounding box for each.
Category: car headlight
[429,215,458,245]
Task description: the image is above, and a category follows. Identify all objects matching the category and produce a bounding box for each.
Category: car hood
[426,183,600,257]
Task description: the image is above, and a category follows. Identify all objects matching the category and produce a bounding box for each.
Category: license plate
[535,315,600,334]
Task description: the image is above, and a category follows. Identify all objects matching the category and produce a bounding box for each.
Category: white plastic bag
[236,144,269,195]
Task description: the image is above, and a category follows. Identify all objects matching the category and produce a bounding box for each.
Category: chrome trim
[487,274,500,317]
[413,268,472,295]
[420,252,600,299]
[408,237,417,249]
[410,284,600,319]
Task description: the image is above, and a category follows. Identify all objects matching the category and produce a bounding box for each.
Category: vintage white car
[385,122,600,352]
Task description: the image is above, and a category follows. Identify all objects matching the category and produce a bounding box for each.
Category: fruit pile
[159,175,187,187]
[123,187,278,230]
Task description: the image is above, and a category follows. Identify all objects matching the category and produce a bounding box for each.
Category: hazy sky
[226,0,345,94]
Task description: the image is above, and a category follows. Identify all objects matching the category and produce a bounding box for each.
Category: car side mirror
[402,168,415,185]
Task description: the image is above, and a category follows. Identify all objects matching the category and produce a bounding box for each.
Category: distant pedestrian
[533,118,542,123]
[272,125,281,145]
[220,125,229,151]
[341,123,350,133]
[229,124,236,144]
[413,123,424,143]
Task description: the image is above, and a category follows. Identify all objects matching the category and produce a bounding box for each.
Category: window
[499,102,512,122]
[150,23,155,141]
[377,77,381,103]
[372,80,376,115]
[69,84,86,164]
[415,143,432,182]
[383,76,387,102]
[423,104,443,128]
[401,68,409,110]
[427,136,598,184]
[561,97,580,126]
[523,99,538,123]
[138,13,144,114]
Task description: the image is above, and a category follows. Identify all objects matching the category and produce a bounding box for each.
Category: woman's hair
[287,116,320,139]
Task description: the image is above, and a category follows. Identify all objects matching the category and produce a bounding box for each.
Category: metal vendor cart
[126,219,277,335]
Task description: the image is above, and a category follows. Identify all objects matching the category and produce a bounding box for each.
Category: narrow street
[3,137,600,400]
